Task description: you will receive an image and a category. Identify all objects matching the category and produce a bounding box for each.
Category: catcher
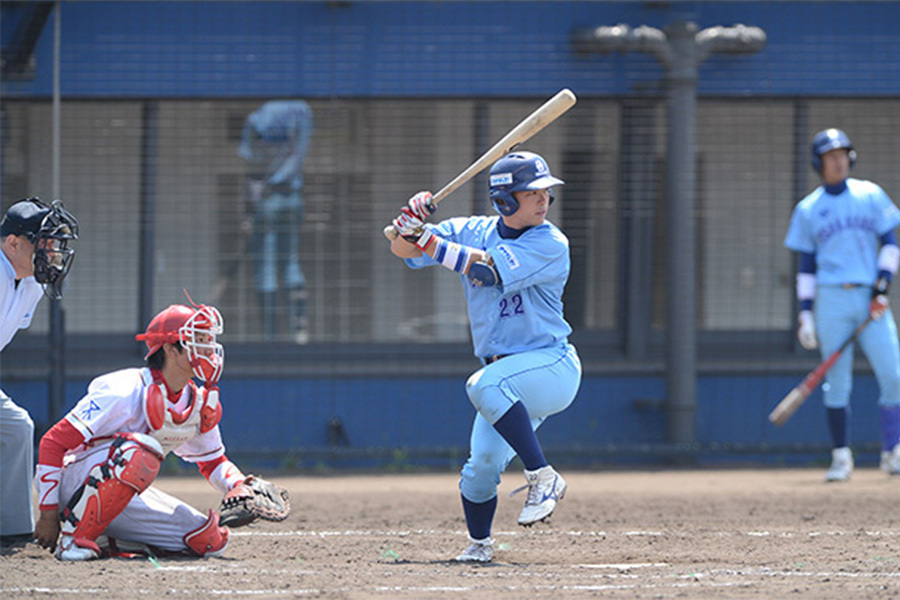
[33,298,289,560]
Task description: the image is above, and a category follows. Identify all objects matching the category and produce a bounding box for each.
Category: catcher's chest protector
[141,370,219,454]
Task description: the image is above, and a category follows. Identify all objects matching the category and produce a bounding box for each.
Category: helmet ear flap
[490,189,519,216]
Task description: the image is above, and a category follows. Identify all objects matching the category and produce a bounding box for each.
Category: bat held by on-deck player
[768,316,873,427]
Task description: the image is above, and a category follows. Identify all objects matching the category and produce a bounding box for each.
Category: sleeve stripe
[434,239,447,264]
[66,413,94,439]
[454,248,468,272]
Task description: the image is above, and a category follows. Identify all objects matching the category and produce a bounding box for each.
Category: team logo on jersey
[490,173,513,186]
[496,244,520,269]
[80,400,102,421]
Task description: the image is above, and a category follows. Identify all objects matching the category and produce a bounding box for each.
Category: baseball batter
[33,300,250,560]
[1,198,78,547]
[389,151,582,563]
[784,128,900,482]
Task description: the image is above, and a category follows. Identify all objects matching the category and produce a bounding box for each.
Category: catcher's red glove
[218,475,291,528]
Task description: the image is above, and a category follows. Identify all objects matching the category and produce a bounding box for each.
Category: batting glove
[392,207,433,249]
[797,310,818,350]
[871,277,891,321]
[406,191,437,221]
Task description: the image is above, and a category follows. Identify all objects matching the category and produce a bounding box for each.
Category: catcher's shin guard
[184,509,230,557]
[59,433,164,550]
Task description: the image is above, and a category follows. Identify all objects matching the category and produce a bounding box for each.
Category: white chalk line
[7,563,900,597]
[578,563,669,569]
[7,565,900,597]
[7,531,900,596]
[232,528,900,539]
[1,587,324,596]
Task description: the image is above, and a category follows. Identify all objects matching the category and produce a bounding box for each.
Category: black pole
[48,299,65,421]
[139,101,159,334]
[664,22,699,446]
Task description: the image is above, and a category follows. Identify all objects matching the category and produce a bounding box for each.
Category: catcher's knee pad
[184,509,229,557]
[61,433,164,542]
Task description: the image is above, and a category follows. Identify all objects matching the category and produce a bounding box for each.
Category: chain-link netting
[3,1,900,458]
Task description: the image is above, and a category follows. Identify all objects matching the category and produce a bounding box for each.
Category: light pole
[573,21,766,447]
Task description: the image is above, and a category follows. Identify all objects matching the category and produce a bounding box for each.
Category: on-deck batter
[784,128,900,482]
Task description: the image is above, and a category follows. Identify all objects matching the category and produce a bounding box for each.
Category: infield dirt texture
[3,468,900,598]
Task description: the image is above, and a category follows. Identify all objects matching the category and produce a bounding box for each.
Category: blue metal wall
[3,1,899,99]
[5,372,883,469]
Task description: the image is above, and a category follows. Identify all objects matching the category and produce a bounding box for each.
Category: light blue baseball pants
[816,285,900,409]
[459,342,581,503]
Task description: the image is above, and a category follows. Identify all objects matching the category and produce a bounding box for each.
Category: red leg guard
[184,510,230,557]
[60,433,164,544]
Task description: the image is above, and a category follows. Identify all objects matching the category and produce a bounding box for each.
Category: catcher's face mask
[178,305,225,384]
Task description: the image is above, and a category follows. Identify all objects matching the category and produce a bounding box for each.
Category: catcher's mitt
[218,475,291,528]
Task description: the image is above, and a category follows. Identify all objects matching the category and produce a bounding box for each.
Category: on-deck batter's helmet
[0,197,79,300]
[136,302,225,383]
[488,151,564,216]
[811,128,857,173]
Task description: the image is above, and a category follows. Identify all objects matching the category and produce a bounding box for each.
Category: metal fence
[2,0,899,368]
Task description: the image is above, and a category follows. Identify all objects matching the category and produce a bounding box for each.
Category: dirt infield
[3,468,900,598]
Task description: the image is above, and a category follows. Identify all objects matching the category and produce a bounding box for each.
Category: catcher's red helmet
[136,302,224,383]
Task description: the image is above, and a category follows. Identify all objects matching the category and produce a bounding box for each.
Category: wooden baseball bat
[383,88,577,240]
[768,316,873,427]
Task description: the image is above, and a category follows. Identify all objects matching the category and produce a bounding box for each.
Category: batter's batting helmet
[811,128,857,172]
[488,151,564,216]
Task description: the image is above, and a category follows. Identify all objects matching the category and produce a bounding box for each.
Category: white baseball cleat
[825,447,853,482]
[454,536,494,563]
[512,465,567,526]
[880,444,900,474]
[56,535,102,561]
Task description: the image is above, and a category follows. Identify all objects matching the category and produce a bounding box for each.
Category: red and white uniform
[35,367,244,553]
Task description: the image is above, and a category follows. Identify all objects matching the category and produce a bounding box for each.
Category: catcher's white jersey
[64,367,226,464]
[51,367,227,553]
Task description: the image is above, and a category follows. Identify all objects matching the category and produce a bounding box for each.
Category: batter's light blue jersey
[784,178,900,285]
[405,215,572,359]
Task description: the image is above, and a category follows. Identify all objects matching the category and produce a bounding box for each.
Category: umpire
[0,198,78,546]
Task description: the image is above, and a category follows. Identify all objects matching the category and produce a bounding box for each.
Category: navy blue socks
[827,406,849,448]
[461,495,497,540]
[493,401,547,471]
